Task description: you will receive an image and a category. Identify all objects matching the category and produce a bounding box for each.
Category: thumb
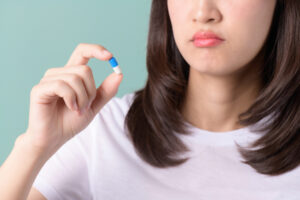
[91,72,123,114]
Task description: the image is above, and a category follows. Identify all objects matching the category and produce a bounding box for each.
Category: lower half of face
[168,0,277,77]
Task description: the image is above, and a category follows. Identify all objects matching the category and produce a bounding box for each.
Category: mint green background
[0,1,151,164]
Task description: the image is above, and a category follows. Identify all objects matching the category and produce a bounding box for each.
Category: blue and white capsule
[109,57,122,74]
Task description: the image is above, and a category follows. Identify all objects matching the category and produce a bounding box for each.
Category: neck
[181,60,263,132]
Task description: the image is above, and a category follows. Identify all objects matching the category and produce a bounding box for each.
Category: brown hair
[124,0,300,176]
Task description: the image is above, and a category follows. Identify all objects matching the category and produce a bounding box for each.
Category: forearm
[0,134,51,200]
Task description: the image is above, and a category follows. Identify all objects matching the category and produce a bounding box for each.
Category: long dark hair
[124,0,300,176]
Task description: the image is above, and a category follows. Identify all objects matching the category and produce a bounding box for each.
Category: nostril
[208,18,215,22]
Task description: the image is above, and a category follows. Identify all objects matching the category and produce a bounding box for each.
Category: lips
[192,31,225,47]
[192,31,224,41]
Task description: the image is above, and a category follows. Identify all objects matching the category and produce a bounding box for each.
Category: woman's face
[167,0,277,77]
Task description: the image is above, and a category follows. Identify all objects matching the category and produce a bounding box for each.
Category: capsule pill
[109,57,122,74]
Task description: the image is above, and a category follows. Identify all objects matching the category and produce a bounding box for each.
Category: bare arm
[0,43,123,200]
[0,134,51,200]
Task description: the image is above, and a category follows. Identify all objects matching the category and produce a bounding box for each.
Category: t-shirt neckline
[184,120,249,135]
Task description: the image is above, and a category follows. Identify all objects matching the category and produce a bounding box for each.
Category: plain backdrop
[0,0,151,164]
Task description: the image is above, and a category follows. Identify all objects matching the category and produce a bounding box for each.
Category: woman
[0,0,299,199]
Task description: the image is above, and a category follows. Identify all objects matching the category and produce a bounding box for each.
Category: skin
[167,0,277,132]
[0,1,278,198]
[0,44,123,200]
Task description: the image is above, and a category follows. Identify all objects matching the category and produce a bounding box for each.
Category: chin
[189,64,238,77]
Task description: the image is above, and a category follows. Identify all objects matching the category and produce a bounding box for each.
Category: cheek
[224,0,276,64]
[227,0,276,47]
[168,0,190,38]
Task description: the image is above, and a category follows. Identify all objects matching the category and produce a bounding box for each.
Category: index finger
[65,43,113,67]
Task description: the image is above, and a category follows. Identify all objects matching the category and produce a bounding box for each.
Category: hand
[19,43,123,155]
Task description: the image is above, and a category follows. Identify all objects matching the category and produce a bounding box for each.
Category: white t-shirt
[32,92,300,200]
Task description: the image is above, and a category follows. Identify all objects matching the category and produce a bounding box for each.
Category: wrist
[14,133,53,162]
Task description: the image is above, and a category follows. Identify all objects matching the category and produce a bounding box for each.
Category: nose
[192,0,222,24]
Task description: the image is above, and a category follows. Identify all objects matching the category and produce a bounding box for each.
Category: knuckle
[30,85,38,96]
[39,77,46,84]
[44,68,53,77]
[77,43,86,48]
[54,80,65,88]
[76,43,90,50]
[69,74,81,84]
[80,65,92,75]
[44,67,59,77]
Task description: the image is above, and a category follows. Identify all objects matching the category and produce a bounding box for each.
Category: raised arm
[0,43,123,200]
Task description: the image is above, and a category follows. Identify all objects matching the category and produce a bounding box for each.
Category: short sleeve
[32,128,93,200]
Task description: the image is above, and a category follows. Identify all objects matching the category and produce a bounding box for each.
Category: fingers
[35,72,124,115]
[40,73,90,113]
[92,72,123,113]
[66,43,113,66]
[36,43,124,116]
[32,80,78,112]
[42,65,97,111]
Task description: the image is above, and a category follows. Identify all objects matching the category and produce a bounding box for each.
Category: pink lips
[192,31,225,47]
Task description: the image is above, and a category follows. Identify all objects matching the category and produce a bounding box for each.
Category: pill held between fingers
[109,57,122,74]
